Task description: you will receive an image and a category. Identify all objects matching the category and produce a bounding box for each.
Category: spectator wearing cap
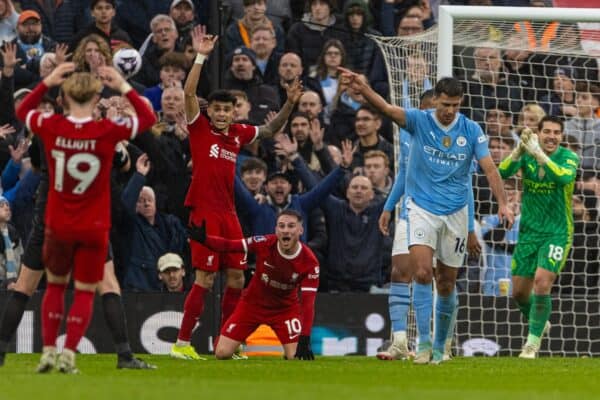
[135,14,180,88]
[157,253,190,292]
[143,51,188,112]
[19,0,89,44]
[10,10,55,76]
[223,46,280,125]
[0,0,18,43]
[540,67,577,120]
[0,195,22,286]
[234,144,349,260]
[69,0,132,53]
[286,0,346,74]
[224,0,285,56]
[170,0,197,51]
[119,154,188,291]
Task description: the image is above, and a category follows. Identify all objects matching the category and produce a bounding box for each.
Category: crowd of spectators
[0,0,598,296]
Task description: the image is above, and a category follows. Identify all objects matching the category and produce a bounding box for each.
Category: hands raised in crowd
[191,25,218,56]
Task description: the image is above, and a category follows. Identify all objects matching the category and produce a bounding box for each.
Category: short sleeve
[471,122,490,160]
[235,123,259,145]
[108,116,139,141]
[300,263,320,292]
[25,111,54,139]
[403,109,421,135]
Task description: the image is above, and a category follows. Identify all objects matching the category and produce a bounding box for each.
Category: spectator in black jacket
[135,15,179,87]
[119,154,188,291]
[69,0,132,52]
[249,24,282,86]
[223,45,280,125]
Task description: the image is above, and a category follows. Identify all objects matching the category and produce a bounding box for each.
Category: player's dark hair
[419,89,435,105]
[538,115,564,133]
[277,209,303,223]
[241,157,268,175]
[290,111,311,123]
[357,104,381,119]
[434,77,464,98]
[207,90,237,106]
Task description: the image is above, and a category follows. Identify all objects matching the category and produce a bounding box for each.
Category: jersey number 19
[51,150,100,194]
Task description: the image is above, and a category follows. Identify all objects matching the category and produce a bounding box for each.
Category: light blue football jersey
[404,109,489,215]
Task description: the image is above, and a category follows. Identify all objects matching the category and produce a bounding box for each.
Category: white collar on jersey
[277,241,302,260]
[66,115,93,124]
[432,112,459,133]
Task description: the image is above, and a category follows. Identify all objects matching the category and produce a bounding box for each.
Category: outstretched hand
[284,78,303,104]
[188,220,207,244]
[136,153,150,176]
[191,25,218,56]
[42,62,76,87]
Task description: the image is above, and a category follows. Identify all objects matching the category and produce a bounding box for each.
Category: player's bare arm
[479,155,514,228]
[338,67,406,126]
[258,78,303,139]
[184,25,218,123]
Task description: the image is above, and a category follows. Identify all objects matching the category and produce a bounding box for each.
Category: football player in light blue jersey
[376,90,482,362]
[341,69,513,364]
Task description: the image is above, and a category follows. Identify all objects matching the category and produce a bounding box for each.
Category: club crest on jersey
[442,136,452,148]
[457,136,467,147]
[249,236,266,244]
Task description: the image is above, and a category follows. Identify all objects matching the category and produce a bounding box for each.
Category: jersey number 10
[51,150,101,194]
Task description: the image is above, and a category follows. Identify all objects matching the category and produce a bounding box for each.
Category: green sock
[528,294,552,339]
[516,294,533,321]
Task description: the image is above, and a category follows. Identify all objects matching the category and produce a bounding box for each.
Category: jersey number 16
[51,150,100,194]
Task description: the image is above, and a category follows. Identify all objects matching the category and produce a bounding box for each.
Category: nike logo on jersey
[288,333,300,340]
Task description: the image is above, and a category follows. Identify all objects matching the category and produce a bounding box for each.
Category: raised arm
[338,67,406,126]
[257,78,303,139]
[184,25,218,123]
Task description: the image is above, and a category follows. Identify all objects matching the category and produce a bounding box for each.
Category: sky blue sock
[389,282,410,332]
[413,281,433,346]
[434,288,458,352]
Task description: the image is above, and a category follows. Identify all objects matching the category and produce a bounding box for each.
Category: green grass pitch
[1,354,598,400]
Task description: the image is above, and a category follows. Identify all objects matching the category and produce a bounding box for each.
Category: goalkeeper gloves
[522,132,550,165]
[294,336,314,360]
[187,220,206,244]
[510,128,531,161]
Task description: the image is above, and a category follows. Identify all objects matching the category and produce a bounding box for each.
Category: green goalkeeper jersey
[498,146,579,240]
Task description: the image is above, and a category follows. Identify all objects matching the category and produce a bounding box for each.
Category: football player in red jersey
[15,62,156,373]
[171,26,303,360]
[188,210,319,360]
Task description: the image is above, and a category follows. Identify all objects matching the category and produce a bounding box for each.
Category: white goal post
[437,6,600,79]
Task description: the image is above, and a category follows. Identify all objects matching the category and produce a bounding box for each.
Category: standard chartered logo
[209,144,219,158]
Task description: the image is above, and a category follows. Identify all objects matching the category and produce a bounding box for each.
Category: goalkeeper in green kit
[498,115,580,359]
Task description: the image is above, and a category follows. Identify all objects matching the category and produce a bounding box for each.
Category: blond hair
[62,72,103,104]
[73,34,112,72]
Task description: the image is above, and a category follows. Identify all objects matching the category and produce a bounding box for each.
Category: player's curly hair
[73,34,112,73]
[62,72,103,105]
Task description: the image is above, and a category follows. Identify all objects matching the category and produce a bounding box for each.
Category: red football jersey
[26,111,138,232]
[185,113,258,212]
[242,235,320,310]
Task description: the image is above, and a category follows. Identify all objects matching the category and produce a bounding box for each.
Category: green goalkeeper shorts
[511,235,572,278]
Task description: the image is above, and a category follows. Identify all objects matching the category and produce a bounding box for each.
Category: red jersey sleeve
[245,235,273,252]
[25,110,55,141]
[203,235,247,253]
[232,122,259,146]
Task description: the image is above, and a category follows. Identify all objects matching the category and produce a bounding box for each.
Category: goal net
[369,5,600,357]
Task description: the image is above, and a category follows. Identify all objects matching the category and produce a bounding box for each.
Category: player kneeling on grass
[498,117,579,359]
[188,210,318,360]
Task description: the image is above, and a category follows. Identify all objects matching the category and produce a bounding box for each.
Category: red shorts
[220,300,302,345]
[43,228,109,284]
[190,209,245,272]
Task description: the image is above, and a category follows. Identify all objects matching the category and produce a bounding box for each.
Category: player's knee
[390,265,412,283]
[225,270,244,289]
[214,347,233,360]
[413,267,433,284]
[197,271,216,288]
[533,276,553,295]
[436,280,454,296]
